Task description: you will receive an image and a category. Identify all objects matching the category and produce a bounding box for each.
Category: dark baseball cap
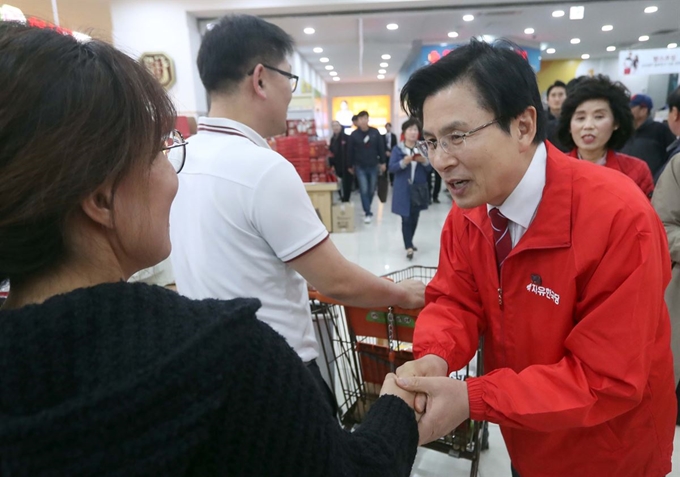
[630,94,653,110]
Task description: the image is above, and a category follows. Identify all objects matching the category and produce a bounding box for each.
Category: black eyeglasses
[162,129,187,174]
[248,64,299,93]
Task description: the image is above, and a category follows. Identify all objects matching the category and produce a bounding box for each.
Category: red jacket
[414,143,675,476]
[567,148,654,198]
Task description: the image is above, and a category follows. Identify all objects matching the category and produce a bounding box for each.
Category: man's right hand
[397,354,448,379]
[394,279,426,309]
[396,354,449,413]
[347,167,354,175]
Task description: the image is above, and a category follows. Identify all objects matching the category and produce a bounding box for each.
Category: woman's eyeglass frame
[162,129,188,174]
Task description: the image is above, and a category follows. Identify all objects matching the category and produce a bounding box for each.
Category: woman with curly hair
[557,75,654,197]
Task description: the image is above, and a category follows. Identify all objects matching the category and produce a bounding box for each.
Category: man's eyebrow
[423,120,469,138]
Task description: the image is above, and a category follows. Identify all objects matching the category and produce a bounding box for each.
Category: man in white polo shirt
[170,14,425,414]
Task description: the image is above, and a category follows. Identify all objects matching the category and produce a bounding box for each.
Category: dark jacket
[329,131,349,175]
[654,138,680,182]
[620,117,676,177]
[389,143,432,217]
[383,132,398,155]
[0,282,418,476]
[347,127,386,168]
[545,109,569,152]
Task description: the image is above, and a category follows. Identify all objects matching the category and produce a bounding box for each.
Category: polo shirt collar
[197,117,271,149]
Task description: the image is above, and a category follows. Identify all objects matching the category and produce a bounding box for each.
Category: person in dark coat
[384,122,398,185]
[621,94,676,178]
[0,21,421,477]
[329,120,351,201]
[389,118,431,260]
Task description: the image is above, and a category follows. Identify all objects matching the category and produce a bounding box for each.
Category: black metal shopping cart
[310,265,488,477]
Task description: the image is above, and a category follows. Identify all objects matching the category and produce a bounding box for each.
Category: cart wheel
[481,421,490,451]
[469,452,480,477]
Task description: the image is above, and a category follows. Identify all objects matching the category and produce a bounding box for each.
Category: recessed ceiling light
[463,14,474,22]
[381,54,391,60]
[669,43,678,49]
[639,35,650,42]
[569,6,585,20]
[644,6,658,13]
[329,71,338,76]
[448,31,459,38]
[325,65,334,71]
[601,25,613,32]
[304,27,315,35]
[581,54,590,59]
[378,69,387,74]
[333,77,340,82]
[524,28,535,35]
[377,75,385,79]
[380,62,389,67]
[313,47,323,53]
[570,38,581,44]
[552,10,565,18]
[546,48,556,54]
[606,46,616,52]
[386,23,399,30]
[319,57,329,63]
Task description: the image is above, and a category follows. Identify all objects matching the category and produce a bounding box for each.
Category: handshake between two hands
[380,354,471,446]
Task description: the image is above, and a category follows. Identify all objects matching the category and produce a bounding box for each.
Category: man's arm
[346,132,355,173]
[653,154,680,263]
[403,214,487,374]
[289,239,425,309]
[377,130,386,164]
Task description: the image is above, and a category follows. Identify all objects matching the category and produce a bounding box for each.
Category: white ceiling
[202,0,680,84]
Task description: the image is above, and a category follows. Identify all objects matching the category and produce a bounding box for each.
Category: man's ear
[250,64,267,100]
[516,106,538,151]
[81,183,115,229]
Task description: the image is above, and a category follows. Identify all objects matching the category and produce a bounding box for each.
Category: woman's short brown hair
[0,22,176,285]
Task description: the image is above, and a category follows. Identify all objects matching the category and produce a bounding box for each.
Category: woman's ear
[81,183,115,229]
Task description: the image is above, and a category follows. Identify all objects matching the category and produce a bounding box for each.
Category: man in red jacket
[394,39,676,477]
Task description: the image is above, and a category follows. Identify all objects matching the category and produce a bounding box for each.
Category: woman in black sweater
[0,21,419,476]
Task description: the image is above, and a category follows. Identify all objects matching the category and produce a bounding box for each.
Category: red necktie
[489,207,512,270]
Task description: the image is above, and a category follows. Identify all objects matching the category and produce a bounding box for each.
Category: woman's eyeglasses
[162,129,187,174]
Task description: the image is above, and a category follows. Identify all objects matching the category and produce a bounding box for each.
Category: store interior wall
[536,60,582,94]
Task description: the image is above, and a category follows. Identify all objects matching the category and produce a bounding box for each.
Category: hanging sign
[620,48,680,76]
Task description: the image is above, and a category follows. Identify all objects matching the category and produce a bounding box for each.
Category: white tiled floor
[330,187,680,477]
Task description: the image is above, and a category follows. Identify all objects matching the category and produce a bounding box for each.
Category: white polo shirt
[169,117,329,362]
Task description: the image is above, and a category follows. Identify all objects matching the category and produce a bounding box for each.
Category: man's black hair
[198,14,294,94]
[401,38,546,144]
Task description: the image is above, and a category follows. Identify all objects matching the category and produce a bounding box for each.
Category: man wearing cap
[621,93,676,178]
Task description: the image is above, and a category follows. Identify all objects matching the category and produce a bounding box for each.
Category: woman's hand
[402,155,414,165]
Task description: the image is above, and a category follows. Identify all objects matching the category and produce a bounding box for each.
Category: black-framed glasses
[248,64,299,93]
[162,129,187,174]
[416,119,500,158]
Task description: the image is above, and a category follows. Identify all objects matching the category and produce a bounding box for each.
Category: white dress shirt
[487,143,547,247]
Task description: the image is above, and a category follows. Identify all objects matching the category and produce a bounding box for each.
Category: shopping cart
[310,265,488,477]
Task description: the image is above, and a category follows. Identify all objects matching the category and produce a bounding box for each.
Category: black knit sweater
[0,282,418,476]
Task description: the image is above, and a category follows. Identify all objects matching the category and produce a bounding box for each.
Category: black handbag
[410,181,429,208]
